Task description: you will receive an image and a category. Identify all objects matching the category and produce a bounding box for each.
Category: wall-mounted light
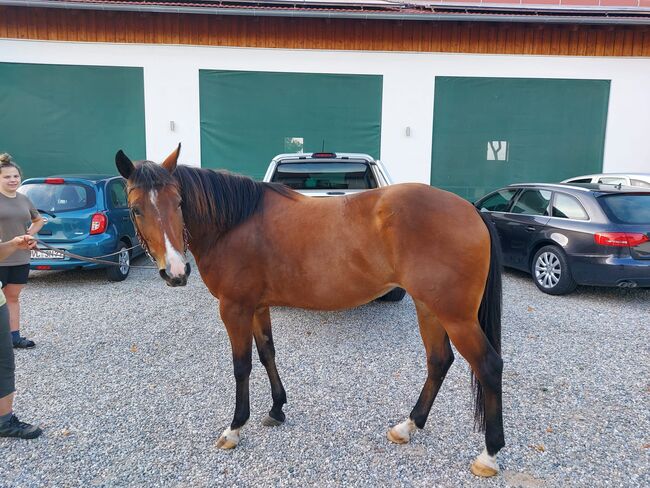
[170,121,176,131]
[405,126,411,137]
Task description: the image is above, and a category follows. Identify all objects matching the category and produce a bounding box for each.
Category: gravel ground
[1,256,648,488]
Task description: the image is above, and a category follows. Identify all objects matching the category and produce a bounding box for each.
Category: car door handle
[526,226,536,232]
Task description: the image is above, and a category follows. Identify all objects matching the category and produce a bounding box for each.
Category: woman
[0,154,44,348]
[0,234,42,439]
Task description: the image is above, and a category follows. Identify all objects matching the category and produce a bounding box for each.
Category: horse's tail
[472,211,503,432]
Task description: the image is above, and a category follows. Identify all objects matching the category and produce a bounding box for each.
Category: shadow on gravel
[503,268,650,302]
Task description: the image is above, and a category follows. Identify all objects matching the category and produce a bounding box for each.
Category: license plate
[31,249,64,260]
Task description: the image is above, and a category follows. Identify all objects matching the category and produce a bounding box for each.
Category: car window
[566,178,592,184]
[476,189,518,212]
[598,177,626,185]
[630,179,650,188]
[108,180,128,208]
[510,189,552,216]
[552,192,588,220]
[18,183,96,212]
[598,194,650,224]
[272,162,377,190]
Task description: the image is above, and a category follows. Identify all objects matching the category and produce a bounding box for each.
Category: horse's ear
[161,143,181,173]
[115,150,135,180]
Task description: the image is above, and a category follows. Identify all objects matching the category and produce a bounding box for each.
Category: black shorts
[0,264,30,288]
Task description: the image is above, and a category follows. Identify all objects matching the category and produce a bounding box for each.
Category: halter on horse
[116,145,505,477]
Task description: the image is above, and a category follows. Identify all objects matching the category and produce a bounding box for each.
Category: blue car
[18,174,144,281]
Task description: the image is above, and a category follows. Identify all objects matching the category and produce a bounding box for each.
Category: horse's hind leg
[253,307,287,427]
[388,300,454,444]
[443,318,504,477]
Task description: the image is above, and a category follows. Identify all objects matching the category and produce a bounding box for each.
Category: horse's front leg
[216,300,254,450]
[253,307,287,427]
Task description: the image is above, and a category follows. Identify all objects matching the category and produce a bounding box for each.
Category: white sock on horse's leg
[387,418,418,444]
[470,448,499,477]
[215,426,241,450]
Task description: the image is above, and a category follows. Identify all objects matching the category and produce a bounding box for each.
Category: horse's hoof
[387,427,409,444]
[470,460,498,477]
[387,418,417,444]
[262,415,284,427]
[470,449,499,477]
[215,428,240,450]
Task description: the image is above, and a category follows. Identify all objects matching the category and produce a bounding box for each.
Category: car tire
[107,242,130,282]
[377,287,407,302]
[531,245,577,295]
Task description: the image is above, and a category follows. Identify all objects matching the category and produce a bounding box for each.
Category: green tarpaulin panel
[431,77,610,200]
[200,70,383,179]
[0,62,146,179]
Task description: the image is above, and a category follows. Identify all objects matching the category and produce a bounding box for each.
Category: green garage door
[200,70,383,179]
[0,62,146,179]
[431,77,610,200]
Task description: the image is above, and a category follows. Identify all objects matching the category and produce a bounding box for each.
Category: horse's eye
[132,207,142,217]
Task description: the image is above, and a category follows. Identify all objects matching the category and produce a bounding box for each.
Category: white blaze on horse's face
[148,188,188,284]
[164,233,186,277]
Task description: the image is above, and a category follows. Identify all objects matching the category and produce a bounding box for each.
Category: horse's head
[115,144,190,287]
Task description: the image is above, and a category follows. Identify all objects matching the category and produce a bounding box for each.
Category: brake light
[90,213,107,235]
[44,178,65,184]
[35,265,51,270]
[594,232,649,247]
[311,152,336,158]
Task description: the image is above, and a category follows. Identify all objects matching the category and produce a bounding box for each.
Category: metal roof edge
[1,0,649,25]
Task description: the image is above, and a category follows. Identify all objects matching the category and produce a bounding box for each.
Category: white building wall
[1,39,649,183]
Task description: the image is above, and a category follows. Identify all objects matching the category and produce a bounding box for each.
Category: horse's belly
[266,265,395,310]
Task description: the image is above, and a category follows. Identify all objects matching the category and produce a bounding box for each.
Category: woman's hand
[10,235,37,250]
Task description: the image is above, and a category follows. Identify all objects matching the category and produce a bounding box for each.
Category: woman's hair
[0,153,23,177]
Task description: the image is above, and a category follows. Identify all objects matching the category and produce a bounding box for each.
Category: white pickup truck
[263,151,405,301]
[263,152,393,196]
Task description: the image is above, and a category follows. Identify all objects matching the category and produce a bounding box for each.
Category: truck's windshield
[272,162,378,190]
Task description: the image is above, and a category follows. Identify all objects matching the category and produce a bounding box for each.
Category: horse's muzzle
[159,262,191,287]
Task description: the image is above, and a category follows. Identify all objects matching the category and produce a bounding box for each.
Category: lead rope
[33,238,158,269]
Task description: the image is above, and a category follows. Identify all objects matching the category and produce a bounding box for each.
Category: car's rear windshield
[19,183,96,213]
[272,162,377,190]
[598,194,650,224]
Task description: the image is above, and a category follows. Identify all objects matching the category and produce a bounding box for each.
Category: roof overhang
[1,0,650,25]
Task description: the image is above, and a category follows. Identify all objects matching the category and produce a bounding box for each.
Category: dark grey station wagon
[475,183,650,295]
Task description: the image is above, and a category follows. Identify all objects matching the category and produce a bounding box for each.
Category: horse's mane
[129,161,295,242]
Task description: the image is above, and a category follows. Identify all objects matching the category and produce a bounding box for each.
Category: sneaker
[13,337,35,349]
[0,414,43,439]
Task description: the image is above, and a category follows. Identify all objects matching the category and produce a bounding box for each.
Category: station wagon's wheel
[377,287,407,302]
[107,242,130,282]
[531,245,577,296]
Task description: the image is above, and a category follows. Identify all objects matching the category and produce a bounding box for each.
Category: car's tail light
[35,265,51,270]
[311,152,336,158]
[594,232,649,247]
[44,178,65,184]
[90,213,108,235]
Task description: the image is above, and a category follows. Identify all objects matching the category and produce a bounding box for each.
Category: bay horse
[115,145,505,477]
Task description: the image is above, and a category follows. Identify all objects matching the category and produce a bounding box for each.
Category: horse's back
[247,183,490,309]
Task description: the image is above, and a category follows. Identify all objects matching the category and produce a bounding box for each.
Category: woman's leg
[3,284,24,334]
[0,303,41,439]
[4,281,34,348]
[0,304,16,415]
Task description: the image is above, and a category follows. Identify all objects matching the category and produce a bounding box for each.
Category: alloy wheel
[118,247,130,275]
[534,251,561,289]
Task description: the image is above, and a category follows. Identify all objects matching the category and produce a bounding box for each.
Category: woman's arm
[0,235,36,261]
[27,216,45,236]
[26,196,45,236]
